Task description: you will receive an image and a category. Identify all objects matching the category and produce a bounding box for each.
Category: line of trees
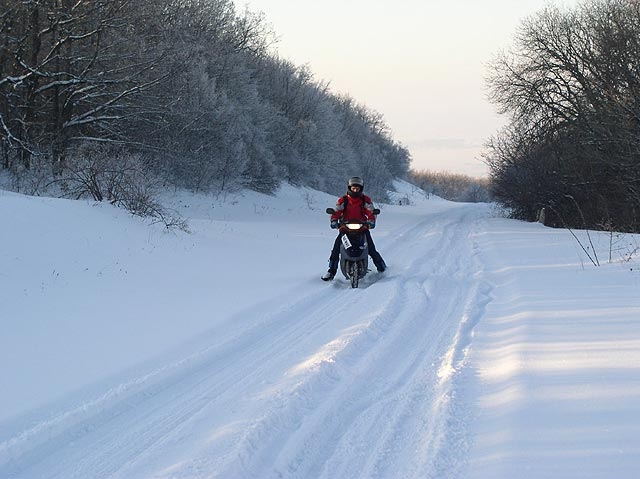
[0,0,410,212]
[409,169,491,203]
[484,0,640,233]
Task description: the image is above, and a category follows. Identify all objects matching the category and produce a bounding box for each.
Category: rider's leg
[321,234,342,280]
[366,230,386,272]
[329,233,341,265]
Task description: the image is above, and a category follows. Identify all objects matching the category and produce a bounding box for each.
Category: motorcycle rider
[321,176,387,281]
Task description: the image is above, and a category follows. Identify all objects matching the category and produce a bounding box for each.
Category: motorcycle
[326,207,380,288]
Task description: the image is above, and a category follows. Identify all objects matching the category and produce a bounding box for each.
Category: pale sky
[242,0,581,178]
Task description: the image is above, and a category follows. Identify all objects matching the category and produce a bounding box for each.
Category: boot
[321,259,339,281]
[321,270,336,281]
[370,252,387,272]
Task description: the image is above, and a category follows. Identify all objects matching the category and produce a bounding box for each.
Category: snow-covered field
[1,181,639,478]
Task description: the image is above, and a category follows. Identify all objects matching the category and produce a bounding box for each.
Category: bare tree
[485,0,640,232]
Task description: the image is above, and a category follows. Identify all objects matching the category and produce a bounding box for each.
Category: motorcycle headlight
[345,223,362,230]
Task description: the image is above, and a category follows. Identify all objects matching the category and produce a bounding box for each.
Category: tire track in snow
[1,203,492,479]
[0,285,378,478]
[217,204,493,479]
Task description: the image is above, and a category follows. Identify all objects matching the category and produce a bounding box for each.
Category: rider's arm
[330,196,345,221]
[363,196,377,222]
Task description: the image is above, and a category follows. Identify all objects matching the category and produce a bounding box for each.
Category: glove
[367,221,376,229]
[330,219,339,229]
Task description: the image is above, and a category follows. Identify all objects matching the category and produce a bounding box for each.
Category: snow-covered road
[1,188,493,478]
[3,183,639,478]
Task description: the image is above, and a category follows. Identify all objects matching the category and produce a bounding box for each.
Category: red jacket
[331,194,376,223]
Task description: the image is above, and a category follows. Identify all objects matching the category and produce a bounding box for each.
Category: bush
[60,143,187,230]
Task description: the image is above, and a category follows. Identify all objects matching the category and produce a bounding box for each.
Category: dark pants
[328,230,384,270]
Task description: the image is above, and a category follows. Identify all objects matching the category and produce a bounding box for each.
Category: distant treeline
[485,0,640,233]
[0,0,410,212]
[409,170,491,203]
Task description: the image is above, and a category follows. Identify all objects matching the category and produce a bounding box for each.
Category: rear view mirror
[326,207,336,214]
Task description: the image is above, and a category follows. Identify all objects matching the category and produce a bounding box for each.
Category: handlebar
[326,206,378,232]
[326,207,380,215]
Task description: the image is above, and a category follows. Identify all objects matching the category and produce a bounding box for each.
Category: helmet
[347,176,364,197]
[347,176,364,189]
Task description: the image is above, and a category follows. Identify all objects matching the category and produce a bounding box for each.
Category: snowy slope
[0,182,638,478]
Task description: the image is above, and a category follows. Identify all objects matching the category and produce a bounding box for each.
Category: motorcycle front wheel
[350,261,360,288]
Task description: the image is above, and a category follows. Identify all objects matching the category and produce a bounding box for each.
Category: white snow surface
[1,181,639,478]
